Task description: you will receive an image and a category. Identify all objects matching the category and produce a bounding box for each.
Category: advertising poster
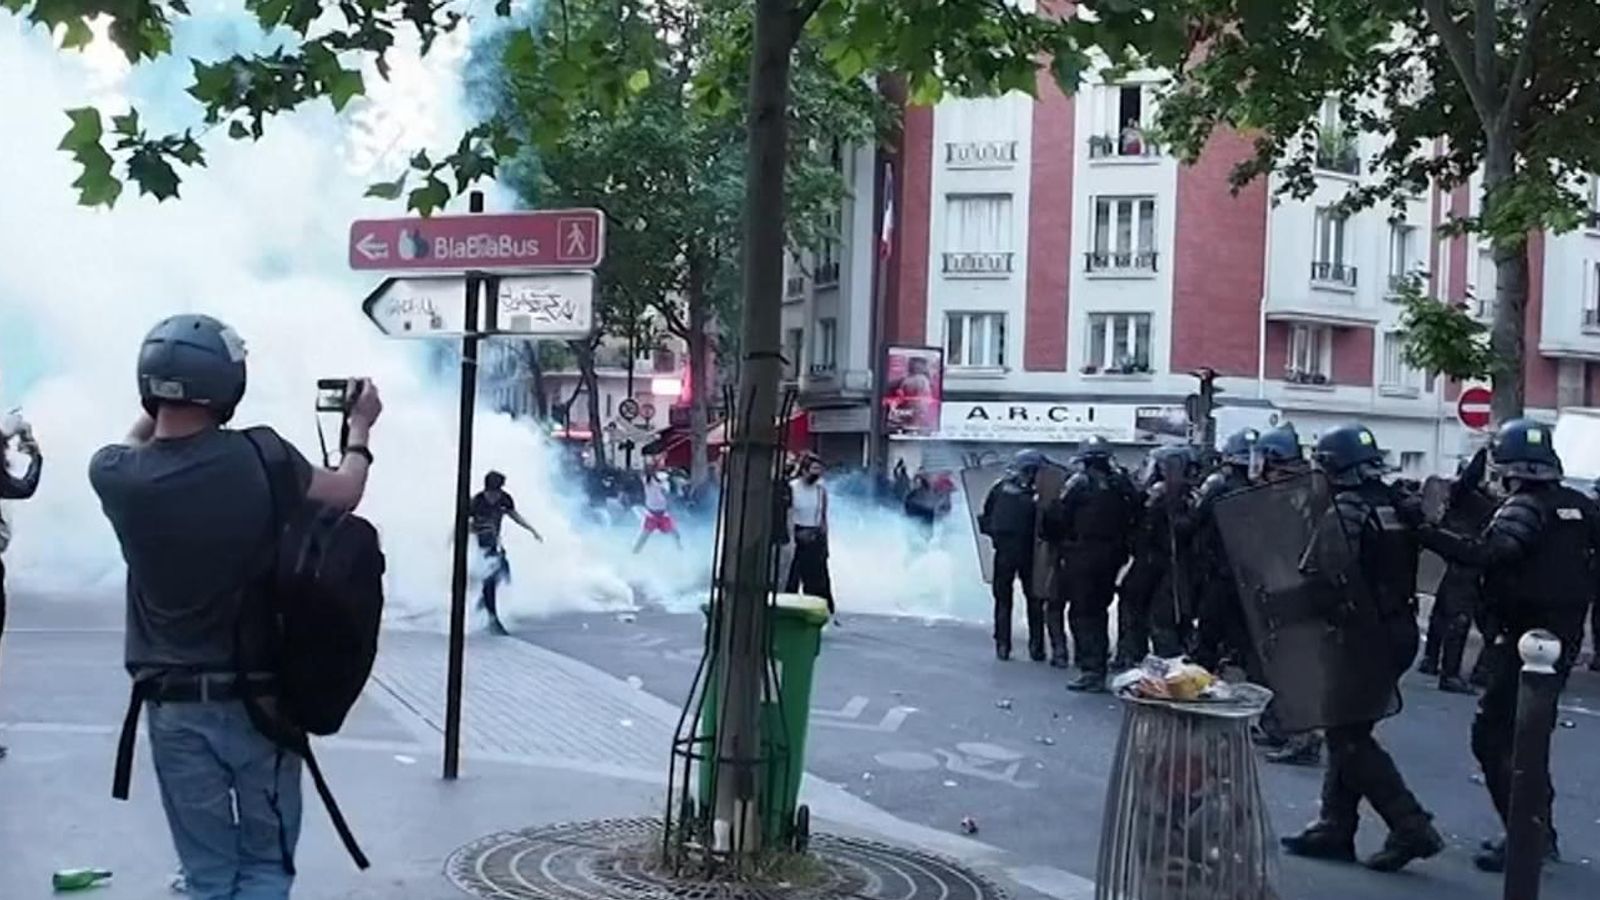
[883,346,943,435]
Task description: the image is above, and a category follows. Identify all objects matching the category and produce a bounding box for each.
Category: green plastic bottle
[51,869,113,891]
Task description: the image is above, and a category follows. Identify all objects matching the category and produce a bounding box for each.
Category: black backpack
[113,427,386,873]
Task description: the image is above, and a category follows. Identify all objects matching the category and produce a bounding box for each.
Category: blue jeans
[147,700,303,900]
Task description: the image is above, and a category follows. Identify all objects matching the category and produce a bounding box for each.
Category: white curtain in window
[946,195,1013,252]
[1093,197,1157,255]
[1315,210,1346,264]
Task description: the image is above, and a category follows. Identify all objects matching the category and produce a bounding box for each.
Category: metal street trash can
[697,593,830,849]
[1095,686,1278,900]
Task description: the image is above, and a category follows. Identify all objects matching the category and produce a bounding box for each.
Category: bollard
[1503,629,1562,900]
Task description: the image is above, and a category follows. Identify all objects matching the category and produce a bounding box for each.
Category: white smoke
[0,6,992,628]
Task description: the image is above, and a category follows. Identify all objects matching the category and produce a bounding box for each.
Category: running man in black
[469,470,542,635]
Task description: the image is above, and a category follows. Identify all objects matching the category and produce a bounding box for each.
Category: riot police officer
[1281,423,1444,872]
[1254,423,1308,481]
[979,450,1045,661]
[1418,419,1600,871]
[1045,437,1139,692]
[1113,446,1198,668]
[1417,451,1493,694]
[1188,427,1259,671]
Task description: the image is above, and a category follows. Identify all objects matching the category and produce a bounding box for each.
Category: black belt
[148,675,278,704]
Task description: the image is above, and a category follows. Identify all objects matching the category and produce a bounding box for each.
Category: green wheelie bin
[696,593,830,850]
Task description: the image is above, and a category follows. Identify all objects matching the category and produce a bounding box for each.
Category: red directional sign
[348,209,605,271]
[1457,385,1493,431]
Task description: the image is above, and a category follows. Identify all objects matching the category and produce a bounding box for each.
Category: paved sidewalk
[0,592,1078,900]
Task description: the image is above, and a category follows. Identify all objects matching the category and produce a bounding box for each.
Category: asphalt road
[519,608,1600,900]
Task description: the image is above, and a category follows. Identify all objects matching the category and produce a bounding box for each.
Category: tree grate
[445,817,1007,900]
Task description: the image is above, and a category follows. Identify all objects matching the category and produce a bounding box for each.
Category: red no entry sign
[348,209,605,271]
[1457,386,1493,430]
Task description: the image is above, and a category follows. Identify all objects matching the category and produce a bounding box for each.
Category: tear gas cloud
[0,6,989,628]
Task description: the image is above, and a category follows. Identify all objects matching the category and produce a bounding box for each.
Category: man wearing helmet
[1189,427,1259,670]
[1043,436,1140,691]
[979,449,1046,661]
[1418,418,1600,872]
[1279,423,1444,872]
[471,470,545,635]
[89,315,383,898]
[1112,445,1198,668]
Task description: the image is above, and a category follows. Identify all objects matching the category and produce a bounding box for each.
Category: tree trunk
[686,248,713,490]
[1483,135,1527,423]
[709,0,793,858]
[574,339,608,468]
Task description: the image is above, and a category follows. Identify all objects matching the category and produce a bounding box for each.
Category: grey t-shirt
[89,427,311,675]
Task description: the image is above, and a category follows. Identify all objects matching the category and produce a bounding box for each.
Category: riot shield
[1211,473,1401,733]
[1030,461,1071,599]
[960,464,1007,585]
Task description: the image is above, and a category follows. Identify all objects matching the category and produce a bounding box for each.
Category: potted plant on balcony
[1080,364,1100,375]
[1088,135,1115,158]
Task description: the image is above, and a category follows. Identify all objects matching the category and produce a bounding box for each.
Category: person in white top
[633,466,682,553]
[785,455,835,618]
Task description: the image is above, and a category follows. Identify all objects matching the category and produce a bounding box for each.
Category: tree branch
[1499,0,1549,129]
[790,0,826,43]
[1422,0,1495,125]
[655,298,690,339]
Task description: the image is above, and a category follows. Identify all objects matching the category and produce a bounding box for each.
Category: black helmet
[1220,428,1259,467]
[1077,436,1113,464]
[1145,445,1198,486]
[485,470,507,490]
[137,314,247,422]
[1489,418,1562,483]
[1312,423,1386,485]
[1256,425,1302,464]
[1012,448,1045,473]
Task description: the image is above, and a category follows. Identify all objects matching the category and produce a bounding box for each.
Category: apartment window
[1588,175,1600,230]
[1585,261,1600,330]
[1474,246,1496,319]
[946,312,1007,369]
[1087,196,1158,273]
[1315,99,1359,175]
[1084,313,1153,374]
[1286,323,1333,383]
[812,318,838,372]
[1311,208,1356,287]
[1399,451,1426,475]
[816,210,841,287]
[785,327,804,379]
[1381,331,1422,393]
[1088,84,1153,159]
[1387,223,1417,295]
[943,194,1015,276]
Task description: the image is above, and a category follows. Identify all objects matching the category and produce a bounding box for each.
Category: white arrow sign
[354,232,389,262]
[362,273,596,338]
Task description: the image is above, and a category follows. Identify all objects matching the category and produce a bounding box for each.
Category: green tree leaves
[58,108,120,207]
[1393,277,1496,382]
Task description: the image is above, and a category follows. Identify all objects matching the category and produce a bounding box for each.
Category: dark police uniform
[1116,475,1192,665]
[1188,466,1253,670]
[1047,462,1138,689]
[979,474,1041,660]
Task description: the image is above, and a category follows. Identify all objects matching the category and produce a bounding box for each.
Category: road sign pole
[443,191,486,781]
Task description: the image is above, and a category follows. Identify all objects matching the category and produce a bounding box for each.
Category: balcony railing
[942,251,1014,277]
[944,140,1019,169]
[1285,368,1332,386]
[1310,260,1358,288]
[784,273,806,297]
[814,260,840,287]
[1087,134,1159,160]
[1315,143,1360,176]
[1085,250,1159,274]
[1584,307,1600,331]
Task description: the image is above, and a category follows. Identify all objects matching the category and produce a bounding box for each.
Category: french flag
[879,164,895,260]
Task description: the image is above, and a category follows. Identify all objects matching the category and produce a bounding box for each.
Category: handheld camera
[314,378,360,468]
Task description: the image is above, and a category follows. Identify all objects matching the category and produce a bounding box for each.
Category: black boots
[1028,635,1046,662]
[1365,820,1445,872]
[1265,732,1323,767]
[995,641,1012,661]
[1281,821,1356,862]
[1438,674,1476,694]
[1066,671,1107,693]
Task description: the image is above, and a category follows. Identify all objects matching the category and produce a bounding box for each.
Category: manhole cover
[445,817,1006,900]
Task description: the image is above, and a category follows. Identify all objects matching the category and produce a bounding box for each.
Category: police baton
[1503,629,1563,900]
